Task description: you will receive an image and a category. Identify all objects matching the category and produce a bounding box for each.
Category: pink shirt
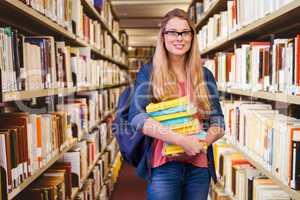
[151,81,208,168]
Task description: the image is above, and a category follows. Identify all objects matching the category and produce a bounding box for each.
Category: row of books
[85,0,124,47]
[198,0,295,51]
[0,29,127,92]
[58,87,124,139]
[0,85,123,199]
[128,47,155,58]
[203,36,300,95]
[0,111,74,197]
[14,134,120,200]
[99,87,124,118]
[220,100,300,190]
[20,0,74,32]
[189,0,216,23]
[212,141,292,200]
[119,31,129,49]
[113,43,127,64]
[19,0,127,49]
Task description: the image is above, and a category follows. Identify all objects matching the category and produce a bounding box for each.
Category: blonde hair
[151,8,211,118]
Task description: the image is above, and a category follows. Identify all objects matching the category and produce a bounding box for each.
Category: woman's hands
[174,134,207,156]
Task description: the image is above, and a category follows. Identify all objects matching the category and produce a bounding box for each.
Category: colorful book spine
[163,132,208,155]
[146,96,206,156]
[146,96,189,113]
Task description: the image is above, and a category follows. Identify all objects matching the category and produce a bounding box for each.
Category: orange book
[36,115,42,166]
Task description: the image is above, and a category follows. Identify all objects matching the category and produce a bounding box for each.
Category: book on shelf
[197,0,297,51]
[220,100,300,190]
[0,29,127,93]
[213,140,292,200]
[204,35,300,95]
[16,174,66,200]
[0,111,74,194]
[18,0,121,48]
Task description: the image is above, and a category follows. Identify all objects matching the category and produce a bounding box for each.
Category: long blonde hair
[151,8,212,118]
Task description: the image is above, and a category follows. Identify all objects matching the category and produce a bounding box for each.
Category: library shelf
[3,88,57,102]
[70,152,103,199]
[199,0,300,55]
[0,0,128,70]
[195,0,227,31]
[228,143,300,200]
[81,0,128,53]
[2,82,129,102]
[8,139,78,200]
[218,86,300,105]
[71,140,118,199]
[0,0,74,38]
[96,51,129,70]
[102,82,130,90]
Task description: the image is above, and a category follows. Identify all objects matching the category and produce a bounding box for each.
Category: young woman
[128,8,225,200]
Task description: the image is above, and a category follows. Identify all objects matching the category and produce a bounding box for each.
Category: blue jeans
[147,162,211,200]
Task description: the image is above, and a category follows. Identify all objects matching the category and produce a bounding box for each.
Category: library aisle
[110,163,147,200]
[1,0,300,200]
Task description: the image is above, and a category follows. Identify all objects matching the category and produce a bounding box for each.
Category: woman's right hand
[175,135,205,156]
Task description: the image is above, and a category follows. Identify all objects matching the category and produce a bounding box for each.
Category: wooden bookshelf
[79,153,103,186]
[8,139,78,200]
[2,82,129,102]
[218,86,300,105]
[71,141,118,199]
[195,0,227,31]
[229,143,300,200]
[0,0,128,69]
[0,0,75,38]
[81,0,128,53]
[102,82,129,90]
[199,0,300,55]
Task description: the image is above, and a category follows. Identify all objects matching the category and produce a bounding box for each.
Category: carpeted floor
[110,163,147,200]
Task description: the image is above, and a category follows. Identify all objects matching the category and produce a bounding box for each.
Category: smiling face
[163,17,193,57]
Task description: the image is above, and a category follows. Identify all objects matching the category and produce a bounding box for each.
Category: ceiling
[111,0,192,47]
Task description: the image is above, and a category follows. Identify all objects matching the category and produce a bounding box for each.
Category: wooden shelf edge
[199,1,300,55]
[218,86,300,105]
[228,143,300,199]
[8,139,78,200]
[2,82,129,102]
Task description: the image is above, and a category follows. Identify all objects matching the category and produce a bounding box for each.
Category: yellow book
[146,96,189,113]
[164,144,184,155]
[163,132,208,155]
[174,126,199,135]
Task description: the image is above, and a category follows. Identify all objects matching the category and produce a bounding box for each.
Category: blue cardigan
[128,62,225,182]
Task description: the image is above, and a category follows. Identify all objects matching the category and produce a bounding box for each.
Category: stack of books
[146,96,207,155]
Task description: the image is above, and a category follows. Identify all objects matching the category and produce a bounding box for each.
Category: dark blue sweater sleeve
[128,64,152,132]
[204,67,225,130]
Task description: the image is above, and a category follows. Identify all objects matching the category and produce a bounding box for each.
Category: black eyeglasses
[164,30,193,39]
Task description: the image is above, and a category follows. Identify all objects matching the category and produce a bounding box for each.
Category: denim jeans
[147,161,211,200]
